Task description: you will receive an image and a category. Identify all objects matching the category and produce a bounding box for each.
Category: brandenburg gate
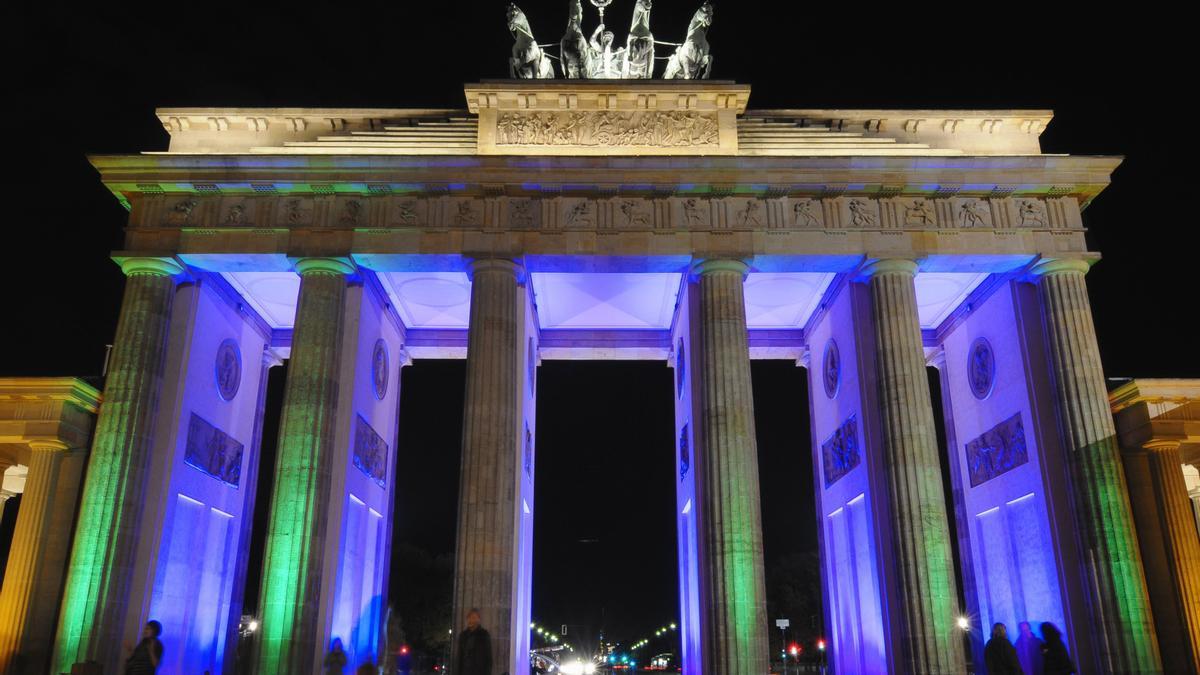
[1,73,1198,673]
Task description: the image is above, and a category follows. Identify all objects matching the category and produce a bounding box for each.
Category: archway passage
[532,360,678,662]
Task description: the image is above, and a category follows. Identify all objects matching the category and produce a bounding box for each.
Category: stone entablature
[151,81,1052,157]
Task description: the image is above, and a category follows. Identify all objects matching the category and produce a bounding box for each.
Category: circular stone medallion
[372,339,389,400]
[676,338,686,397]
[215,339,242,401]
[822,339,840,399]
[968,337,996,400]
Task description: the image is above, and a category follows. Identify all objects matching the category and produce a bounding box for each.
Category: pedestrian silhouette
[456,608,493,675]
[324,638,348,674]
[124,620,163,675]
[1015,621,1044,675]
[985,622,1024,674]
[1040,623,1076,675]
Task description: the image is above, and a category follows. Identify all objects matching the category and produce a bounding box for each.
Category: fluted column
[863,259,964,674]
[53,256,181,674]
[694,259,768,675]
[255,257,352,674]
[1129,440,1200,674]
[0,440,83,675]
[452,259,523,674]
[1032,258,1161,673]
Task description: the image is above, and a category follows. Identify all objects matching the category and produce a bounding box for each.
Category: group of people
[985,621,1076,675]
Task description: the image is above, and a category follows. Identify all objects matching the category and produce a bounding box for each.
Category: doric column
[693,259,768,675]
[863,259,964,674]
[255,258,352,674]
[1132,440,1200,674]
[53,256,182,674]
[452,259,523,674]
[1032,258,1161,673]
[0,440,84,675]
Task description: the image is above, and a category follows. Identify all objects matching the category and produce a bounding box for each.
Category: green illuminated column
[452,259,523,674]
[863,259,964,674]
[52,256,182,674]
[1032,258,1162,673]
[694,259,768,675]
[255,257,352,674]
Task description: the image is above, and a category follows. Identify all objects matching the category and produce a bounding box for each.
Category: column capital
[293,256,356,276]
[690,258,749,278]
[27,438,70,453]
[861,258,919,278]
[396,346,414,369]
[466,257,525,281]
[1028,257,1092,279]
[1142,438,1185,453]
[114,255,185,278]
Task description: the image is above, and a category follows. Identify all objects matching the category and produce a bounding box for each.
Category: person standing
[455,608,492,675]
[1015,621,1044,675]
[1040,623,1076,675]
[985,623,1024,675]
[124,620,163,675]
[323,638,348,674]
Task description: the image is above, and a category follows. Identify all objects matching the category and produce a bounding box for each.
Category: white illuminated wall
[936,280,1084,665]
[144,280,271,675]
[806,281,888,675]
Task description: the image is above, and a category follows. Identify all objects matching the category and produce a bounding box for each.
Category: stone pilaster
[1128,440,1200,674]
[0,440,84,675]
[693,259,768,675]
[255,258,352,674]
[53,256,182,675]
[1032,258,1161,673]
[863,259,965,674]
[452,259,523,674]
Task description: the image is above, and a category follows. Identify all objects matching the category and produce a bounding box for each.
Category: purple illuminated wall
[324,281,404,669]
[671,280,703,675]
[511,282,538,675]
[143,279,270,675]
[806,280,889,675]
[936,280,1092,669]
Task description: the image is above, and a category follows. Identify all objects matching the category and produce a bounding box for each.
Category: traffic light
[817,639,826,652]
[788,643,800,657]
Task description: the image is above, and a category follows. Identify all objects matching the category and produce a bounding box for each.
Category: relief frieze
[134,193,1079,234]
[495,111,720,147]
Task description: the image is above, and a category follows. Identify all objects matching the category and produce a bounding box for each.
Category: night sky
[7,2,1192,656]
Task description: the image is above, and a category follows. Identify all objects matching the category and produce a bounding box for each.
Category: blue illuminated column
[684,259,769,675]
[451,258,533,675]
[862,259,964,674]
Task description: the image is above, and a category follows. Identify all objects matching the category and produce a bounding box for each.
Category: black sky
[5,1,1194,652]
